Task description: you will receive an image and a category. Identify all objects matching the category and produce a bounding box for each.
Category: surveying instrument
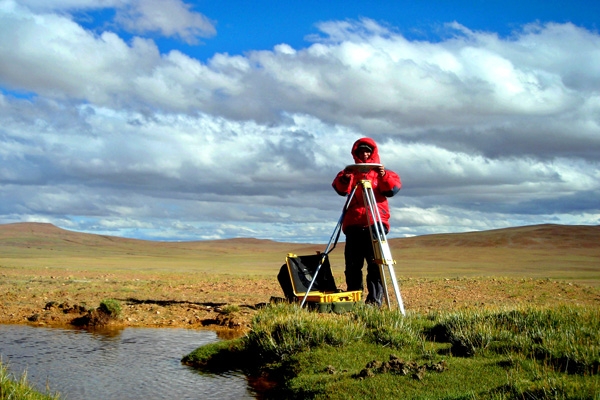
[300,163,406,315]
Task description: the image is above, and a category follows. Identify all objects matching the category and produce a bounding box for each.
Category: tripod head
[345,163,382,173]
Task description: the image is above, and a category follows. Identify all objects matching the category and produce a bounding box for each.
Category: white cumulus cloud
[0,6,598,241]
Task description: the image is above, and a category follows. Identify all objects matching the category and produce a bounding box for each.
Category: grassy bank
[183,303,600,399]
[0,361,59,400]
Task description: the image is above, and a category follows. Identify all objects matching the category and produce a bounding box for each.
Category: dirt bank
[0,269,279,334]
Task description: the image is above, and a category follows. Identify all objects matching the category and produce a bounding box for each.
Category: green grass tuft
[0,360,60,400]
[244,303,367,361]
[429,306,600,374]
[99,298,122,317]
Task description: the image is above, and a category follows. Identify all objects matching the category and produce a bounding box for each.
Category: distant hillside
[390,224,600,250]
[1,222,598,252]
[0,222,279,247]
[0,222,319,256]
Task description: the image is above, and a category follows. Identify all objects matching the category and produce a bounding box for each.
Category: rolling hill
[1,221,598,251]
[1,222,599,284]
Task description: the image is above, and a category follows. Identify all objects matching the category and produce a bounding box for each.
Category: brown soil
[0,269,281,336]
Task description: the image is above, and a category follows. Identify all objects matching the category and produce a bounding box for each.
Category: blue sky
[77,1,600,61]
[0,0,599,242]
[173,1,598,55]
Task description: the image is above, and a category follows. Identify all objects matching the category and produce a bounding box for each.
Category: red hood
[351,137,380,164]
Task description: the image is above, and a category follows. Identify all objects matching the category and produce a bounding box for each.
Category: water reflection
[0,324,255,400]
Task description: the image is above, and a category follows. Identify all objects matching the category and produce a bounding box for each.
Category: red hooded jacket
[332,138,401,233]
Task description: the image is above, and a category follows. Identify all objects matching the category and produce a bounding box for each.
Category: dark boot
[365,263,383,306]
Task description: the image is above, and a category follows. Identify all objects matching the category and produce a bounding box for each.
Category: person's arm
[377,168,401,197]
[332,169,354,196]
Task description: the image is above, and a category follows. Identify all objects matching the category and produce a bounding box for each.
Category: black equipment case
[277,252,361,313]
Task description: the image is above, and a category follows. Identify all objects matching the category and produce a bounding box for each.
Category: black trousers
[344,226,386,306]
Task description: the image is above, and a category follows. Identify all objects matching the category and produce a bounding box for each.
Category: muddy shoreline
[0,291,263,336]
[21,299,261,336]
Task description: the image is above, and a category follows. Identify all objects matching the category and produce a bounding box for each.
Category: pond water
[0,324,256,399]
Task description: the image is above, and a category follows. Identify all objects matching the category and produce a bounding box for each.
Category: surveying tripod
[300,165,406,315]
[358,179,406,314]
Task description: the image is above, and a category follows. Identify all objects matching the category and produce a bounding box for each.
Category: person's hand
[339,168,353,183]
[378,165,386,177]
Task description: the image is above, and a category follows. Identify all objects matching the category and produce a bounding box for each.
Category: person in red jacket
[332,138,402,306]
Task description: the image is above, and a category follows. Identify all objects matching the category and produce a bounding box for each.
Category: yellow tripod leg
[360,180,406,315]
